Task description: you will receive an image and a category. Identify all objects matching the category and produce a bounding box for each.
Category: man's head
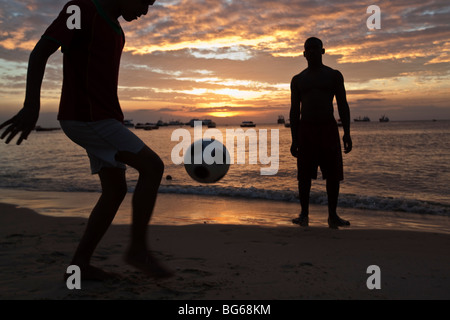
[303,37,325,65]
[120,0,155,22]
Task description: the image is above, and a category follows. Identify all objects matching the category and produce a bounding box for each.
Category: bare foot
[292,212,309,227]
[328,215,350,229]
[124,250,174,279]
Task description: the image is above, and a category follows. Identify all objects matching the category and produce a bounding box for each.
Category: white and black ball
[184,139,230,183]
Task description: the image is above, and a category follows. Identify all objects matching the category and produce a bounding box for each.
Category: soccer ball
[184,139,230,183]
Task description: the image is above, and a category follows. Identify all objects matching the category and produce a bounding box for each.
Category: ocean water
[0,120,449,217]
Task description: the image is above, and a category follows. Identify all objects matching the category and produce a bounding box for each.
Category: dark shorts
[297,120,343,181]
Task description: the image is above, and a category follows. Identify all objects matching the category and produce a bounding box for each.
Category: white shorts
[60,119,145,174]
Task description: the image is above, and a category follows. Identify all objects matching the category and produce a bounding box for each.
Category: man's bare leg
[326,179,350,229]
[116,146,173,279]
[292,178,311,226]
[69,167,127,280]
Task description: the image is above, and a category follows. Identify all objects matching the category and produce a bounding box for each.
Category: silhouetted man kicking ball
[0,0,173,280]
[290,37,352,229]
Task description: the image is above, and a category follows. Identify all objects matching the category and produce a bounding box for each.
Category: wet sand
[1,191,449,300]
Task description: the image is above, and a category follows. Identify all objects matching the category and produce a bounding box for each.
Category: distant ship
[187,119,201,127]
[135,122,159,130]
[123,119,135,127]
[354,116,370,122]
[156,120,168,126]
[34,126,61,132]
[187,119,214,127]
[240,121,256,127]
[168,120,184,126]
[379,115,389,122]
[277,115,285,124]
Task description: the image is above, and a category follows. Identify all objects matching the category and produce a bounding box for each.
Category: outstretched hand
[343,133,352,154]
[0,108,39,145]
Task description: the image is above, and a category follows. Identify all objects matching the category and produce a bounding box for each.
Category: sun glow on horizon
[207,111,242,118]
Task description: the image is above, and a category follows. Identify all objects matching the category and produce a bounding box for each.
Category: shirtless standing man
[290,37,353,229]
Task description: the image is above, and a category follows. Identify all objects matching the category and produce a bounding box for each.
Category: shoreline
[1,188,450,234]
[1,201,450,299]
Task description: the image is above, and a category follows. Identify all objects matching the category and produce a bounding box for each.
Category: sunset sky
[0,0,449,125]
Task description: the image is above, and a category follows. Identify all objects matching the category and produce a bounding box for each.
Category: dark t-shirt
[42,0,125,122]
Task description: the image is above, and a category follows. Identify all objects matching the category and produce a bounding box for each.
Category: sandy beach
[1,191,450,300]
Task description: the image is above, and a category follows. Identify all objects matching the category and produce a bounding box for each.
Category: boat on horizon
[187,119,214,127]
[135,122,159,130]
[354,116,370,122]
[379,115,389,122]
[168,120,184,126]
[240,121,256,127]
[156,120,168,126]
[277,115,285,124]
[123,119,134,127]
[34,126,61,132]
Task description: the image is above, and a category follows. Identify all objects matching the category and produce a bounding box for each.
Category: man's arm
[289,76,301,157]
[0,38,60,144]
[335,70,352,153]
